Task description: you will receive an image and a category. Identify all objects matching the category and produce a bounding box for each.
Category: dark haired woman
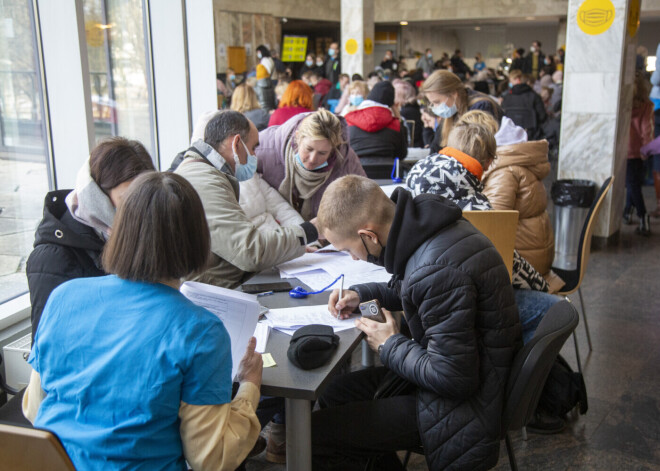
[23,172,263,470]
[26,137,155,340]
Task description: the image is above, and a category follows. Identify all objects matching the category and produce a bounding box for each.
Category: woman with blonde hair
[394,79,424,147]
[230,83,270,130]
[269,80,314,127]
[340,80,370,116]
[256,109,365,219]
[422,69,502,154]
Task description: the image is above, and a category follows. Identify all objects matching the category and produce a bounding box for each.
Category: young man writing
[312,175,521,470]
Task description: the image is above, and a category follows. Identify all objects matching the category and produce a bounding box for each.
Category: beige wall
[213,0,340,21]
[213,10,281,73]
[374,0,660,22]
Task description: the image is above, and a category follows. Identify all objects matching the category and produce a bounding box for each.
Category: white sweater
[239,174,304,231]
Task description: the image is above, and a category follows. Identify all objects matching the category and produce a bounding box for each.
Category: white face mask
[530,46,537,53]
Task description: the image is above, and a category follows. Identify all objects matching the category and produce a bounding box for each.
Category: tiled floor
[247,188,660,471]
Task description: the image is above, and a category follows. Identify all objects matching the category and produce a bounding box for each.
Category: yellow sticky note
[262,353,277,368]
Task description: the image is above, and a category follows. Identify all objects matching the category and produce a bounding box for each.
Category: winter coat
[239,174,304,232]
[345,104,408,160]
[502,84,547,140]
[175,145,310,289]
[406,147,491,210]
[255,77,276,111]
[628,101,654,159]
[405,147,552,293]
[352,188,521,471]
[268,106,312,127]
[416,56,434,76]
[244,108,271,131]
[256,112,366,219]
[523,52,545,77]
[482,140,555,275]
[400,102,424,148]
[26,190,105,341]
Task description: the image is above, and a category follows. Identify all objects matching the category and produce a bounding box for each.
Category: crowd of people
[18,38,659,471]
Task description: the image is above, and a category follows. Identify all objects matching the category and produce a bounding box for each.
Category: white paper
[254,323,270,353]
[295,268,391,292]
[380,183,405,197]
[181,281,260,380]
[263,305,357,333]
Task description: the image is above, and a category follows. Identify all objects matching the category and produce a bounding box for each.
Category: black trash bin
[551,179,596,270]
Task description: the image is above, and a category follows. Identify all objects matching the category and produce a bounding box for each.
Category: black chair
[500,300,579,470]
[397,300,579,470]
[553,176,613,372]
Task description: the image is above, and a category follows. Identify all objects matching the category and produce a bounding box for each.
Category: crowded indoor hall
[1,0,660,470]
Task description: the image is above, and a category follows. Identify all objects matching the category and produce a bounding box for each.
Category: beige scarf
[278,141,337,220]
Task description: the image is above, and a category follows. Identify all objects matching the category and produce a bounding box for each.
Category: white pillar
[340,0,375,78]
[558,0,641,238]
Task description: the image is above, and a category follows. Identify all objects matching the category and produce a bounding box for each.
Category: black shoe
[635,214,651,237]
[623,206,634,225]
[526,412,566,434]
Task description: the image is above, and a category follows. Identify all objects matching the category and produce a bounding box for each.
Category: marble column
[340,0,375,78]
[558,0,641,238]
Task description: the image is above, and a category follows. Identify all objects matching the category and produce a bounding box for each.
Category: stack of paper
[181,281,261,379]
[261,305,356,335]
[277,250,391,292]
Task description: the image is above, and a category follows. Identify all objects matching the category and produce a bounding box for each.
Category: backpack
[537,354,588,417]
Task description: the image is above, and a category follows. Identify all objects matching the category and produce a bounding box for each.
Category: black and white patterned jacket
[405,149,549,292]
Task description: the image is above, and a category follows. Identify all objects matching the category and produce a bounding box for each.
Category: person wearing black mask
[311,175,521,471]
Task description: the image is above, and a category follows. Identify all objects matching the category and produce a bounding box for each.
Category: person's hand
[328,289,360,319]
[355,308,399,352]
[235,337,263,387]
[305,245,319,253]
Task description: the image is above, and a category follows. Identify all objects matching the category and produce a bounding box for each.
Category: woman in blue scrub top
[23,171,264,471]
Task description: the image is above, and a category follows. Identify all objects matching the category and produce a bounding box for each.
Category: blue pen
[257,291,274,297]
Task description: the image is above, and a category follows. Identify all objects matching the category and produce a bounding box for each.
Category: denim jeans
[514,289,561,344]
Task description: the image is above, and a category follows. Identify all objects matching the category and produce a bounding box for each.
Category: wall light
[475,26,481,31]
[525,16,535,20]
[400,21,408,26]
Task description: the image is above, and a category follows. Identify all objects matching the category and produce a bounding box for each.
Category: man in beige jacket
[175,111,318,289]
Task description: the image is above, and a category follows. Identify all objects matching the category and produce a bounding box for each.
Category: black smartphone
[241,281,293,294]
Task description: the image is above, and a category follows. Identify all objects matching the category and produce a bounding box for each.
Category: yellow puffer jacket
[482,140,561,290]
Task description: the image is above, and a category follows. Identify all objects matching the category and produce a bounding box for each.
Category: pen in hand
[336,275,344,319]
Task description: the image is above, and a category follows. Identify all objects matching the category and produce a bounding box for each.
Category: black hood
[33,190,106,252]
[384,188,463,276]
[511,83,533,95]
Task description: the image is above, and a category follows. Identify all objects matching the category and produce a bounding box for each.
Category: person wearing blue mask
[325,41,341,85]
[422,69,502,155]
[256,109,366,220]
[174,110,319,289]
[416,48,434,78]
[299,53,317,78]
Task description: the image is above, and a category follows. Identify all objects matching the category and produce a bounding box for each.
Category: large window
[0,0,51,303]
[83,0,156,158]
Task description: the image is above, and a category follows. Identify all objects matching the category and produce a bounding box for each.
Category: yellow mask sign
[627,0,640,37]
[345,38,358,55]
[577,0,616,36]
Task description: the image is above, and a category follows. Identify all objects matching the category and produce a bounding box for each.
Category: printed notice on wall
[282,36,308,62]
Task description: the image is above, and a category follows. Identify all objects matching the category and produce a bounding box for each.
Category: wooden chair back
[463,210,519,280]
[0,423,76,470]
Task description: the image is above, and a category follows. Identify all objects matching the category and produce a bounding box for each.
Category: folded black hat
[367,81,395,107]
[287,324,339,370]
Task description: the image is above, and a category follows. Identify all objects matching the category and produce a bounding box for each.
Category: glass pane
[83,0,156,159]
[0,1,51,303]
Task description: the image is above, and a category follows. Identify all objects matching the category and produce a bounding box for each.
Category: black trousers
[311,367,421,471]
[625,158,647,217]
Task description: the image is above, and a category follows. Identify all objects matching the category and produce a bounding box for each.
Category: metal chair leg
[521,427,528,441]
[577,288,592,352]
[402,450,412,469]
[572,330,583,375]
[505,432,519,471]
